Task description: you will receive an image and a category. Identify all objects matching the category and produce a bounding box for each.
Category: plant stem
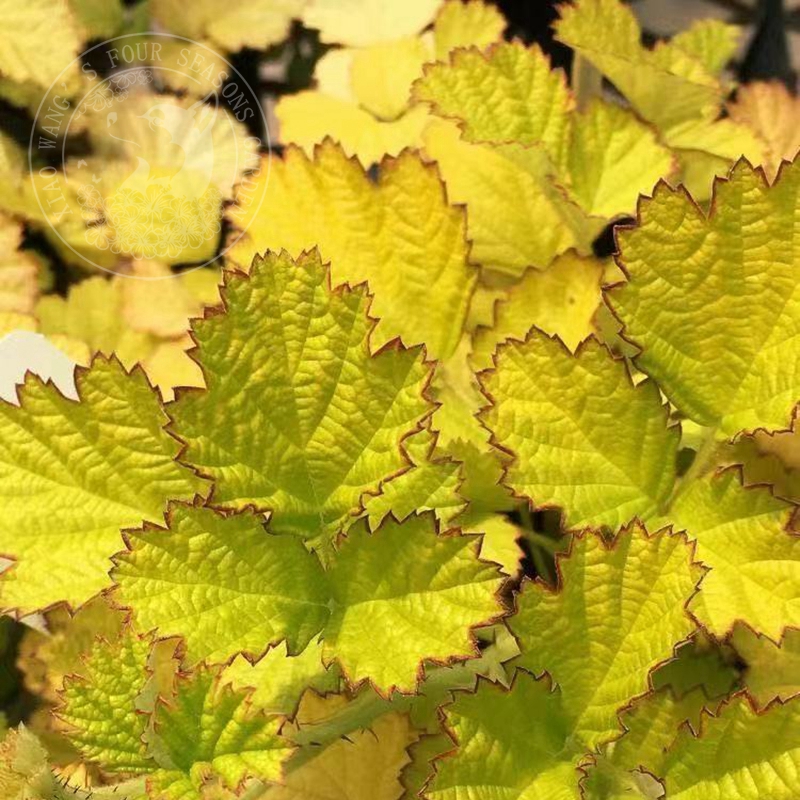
[572,53,602,111]
[661,426,721,515]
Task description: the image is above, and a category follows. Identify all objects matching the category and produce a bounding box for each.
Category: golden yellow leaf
[350,38,430,121]
[151,0,305,52]
[471,251,606,369]
[277,93,433,167]
[278,3,506,165]
[0,215,39,315]
[433,0,506,59]
[303,0,440,46]
[228,143,476,361]
[264,710,420,799]
[422,118,598,278]
[728,82,800,180]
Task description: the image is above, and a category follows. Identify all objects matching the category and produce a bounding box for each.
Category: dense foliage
[3,0,800,798]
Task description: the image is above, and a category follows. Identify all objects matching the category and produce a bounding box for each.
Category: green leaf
[583,688,720,799]
[651,633,739,703]
[324,513,505,693]
[668,19,741,77]
[428,527,699,799]
[221,640,339,717]
[361,427,465,530]
[400,733,453,799]
[170,250,432,541]
[57,627,152,773]
[0,357,208,613]
[733,625,800,709]
[0,726,147,800]
[480,332,678,528]
[554,0,721,137]
[656,469,800,639]
[426,671,582,800]
[362,427,523,576]
[471,250,606,369]
[511,525,702,748]
[656,695,800,799]
[421,118,599,278]
[723,421,800,504]
[115,506,502,693]
[414,41,574,166]
[565,100,674,218]
[149,668,293,799]
[228,145,477,361]
[612,160,800,435]
[113,503,330,666]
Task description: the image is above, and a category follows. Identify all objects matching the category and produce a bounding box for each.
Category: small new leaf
[149,668,293,799]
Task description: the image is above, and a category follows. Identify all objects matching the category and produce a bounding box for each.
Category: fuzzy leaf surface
[613,160,800,435]
[429,527,699,798]
[171,250,432,540]
[149,669,293,799]
[659,470,800,639]
[414,42,573,166]
[565,100,674,218]
[422,119,598,278]
[229,145,476,362]
[583,688,725,798]
[324,514,505,692]
[113,504,330,666]
[511,526,701,748]
[471,251,605,369]
[0,358,207,612]
[116,507,501,693]
[221,640,338,716]
[481,333,677,528]
[58,629,152,773]
[657,696,800,799]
